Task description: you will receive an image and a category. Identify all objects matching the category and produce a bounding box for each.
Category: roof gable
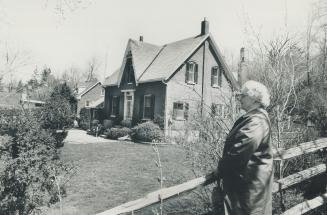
[103,33,238,89]
[138,34,208,82]
[77,81,101,99]
[116,39,161,87]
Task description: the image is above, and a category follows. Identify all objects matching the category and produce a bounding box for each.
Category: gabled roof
[77,81,102,99]
[103,33,238,88]
[138,34,208,82]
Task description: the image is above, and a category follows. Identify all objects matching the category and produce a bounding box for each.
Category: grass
[45,141,194,215]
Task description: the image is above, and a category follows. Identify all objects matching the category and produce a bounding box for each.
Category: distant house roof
[77,81,102,99]
[0,92,22,109]
[103,33,238,88]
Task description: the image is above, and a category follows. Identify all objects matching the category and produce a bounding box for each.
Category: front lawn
[46,141,194,215]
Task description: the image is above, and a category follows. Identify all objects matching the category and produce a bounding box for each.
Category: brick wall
[165,40,233,134]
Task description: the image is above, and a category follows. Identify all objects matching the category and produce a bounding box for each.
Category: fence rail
[96,138,327,215]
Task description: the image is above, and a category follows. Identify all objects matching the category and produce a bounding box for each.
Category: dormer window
[126,50,132,58]
[125,57,134,84]
[211,66,222,87]
[85,100,90,107]
[185,61,198,84]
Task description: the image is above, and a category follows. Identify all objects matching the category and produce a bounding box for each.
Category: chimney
[139,36,143,42]
[240,47,245,62]
[238,47,247,86]
[201,18,209,35]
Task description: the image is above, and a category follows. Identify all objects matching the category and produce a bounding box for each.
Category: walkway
[64,129,117,144]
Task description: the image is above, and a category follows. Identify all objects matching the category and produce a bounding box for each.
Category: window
[127,64,134,83]
[111,96,119,117]
[211,67,218,87]
[101,87,105,96]
[185,61,198,84]
[211,66,222,87]
[125,58,134,84]
[143,95,155,119]
[173,102,189,120]
[85,100,90,107]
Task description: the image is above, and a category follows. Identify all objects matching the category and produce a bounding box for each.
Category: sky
[0,0,317,82]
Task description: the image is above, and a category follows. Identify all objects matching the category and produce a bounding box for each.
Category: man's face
[237,93,255,111]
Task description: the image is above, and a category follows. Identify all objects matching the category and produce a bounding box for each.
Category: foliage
[103,119,114,129]
[39,82,76,130]
[105,127,132,140]
[153,114,165,129]
[87,120,104,136]
[120,119,132,128]
[79,108,90,130]
[0,111,71,215]
[132,121,164,142]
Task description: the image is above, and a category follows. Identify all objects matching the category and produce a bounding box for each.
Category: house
[103,19,238,136]
[76,80,105,116]
[0,92,45,109]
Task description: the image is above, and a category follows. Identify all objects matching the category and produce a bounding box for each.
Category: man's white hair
[241,80,270,108]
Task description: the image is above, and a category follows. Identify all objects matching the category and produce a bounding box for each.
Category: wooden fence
[97,138,327,215]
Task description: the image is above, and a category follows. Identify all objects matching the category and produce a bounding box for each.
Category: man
[204,80,273,215]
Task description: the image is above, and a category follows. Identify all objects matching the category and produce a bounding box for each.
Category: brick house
[76,81,105,117]
[103,19,238,135]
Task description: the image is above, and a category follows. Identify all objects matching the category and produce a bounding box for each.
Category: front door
[123,91,134,120]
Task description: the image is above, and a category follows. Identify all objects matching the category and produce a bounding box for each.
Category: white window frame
[85,100,90,107]
[143,94,152,120]
[173,102,186,121]
[122,90,135,120]
[186,61,197,84]
[212,67,219,87]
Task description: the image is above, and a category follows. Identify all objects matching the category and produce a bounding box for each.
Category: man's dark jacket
[217,108,273,215]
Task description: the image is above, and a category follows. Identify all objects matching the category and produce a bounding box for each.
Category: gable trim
[117,40,139,87]
[207,34,239,89]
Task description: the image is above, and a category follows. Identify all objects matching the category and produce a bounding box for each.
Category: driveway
[64,129,117,144]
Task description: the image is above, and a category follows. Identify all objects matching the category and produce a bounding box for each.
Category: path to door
[64,129,117,144]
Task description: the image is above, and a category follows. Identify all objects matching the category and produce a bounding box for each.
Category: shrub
[120,119,132,128]
[103,119,114,129]
[0,111,72,214]
[132,121,164,142]
[79,108,90,130]
[106,127,132,139]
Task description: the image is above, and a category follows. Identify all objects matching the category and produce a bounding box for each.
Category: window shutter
[150,95,155,119]
[211,69,214,86]
[108,96,113,116]
[185,63,189,83]
[184,103,189,120]
[116,96,120,116]
[139,95,144,119]
[194,64,198,83]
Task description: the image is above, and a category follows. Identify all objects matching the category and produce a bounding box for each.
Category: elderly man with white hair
[204,80,273,215]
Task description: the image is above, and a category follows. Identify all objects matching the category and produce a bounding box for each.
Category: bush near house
[79,108,91,130]
[87,120,105,136]
[132,121,164,143]
[103,119,114,129]
[120,119,132,128]
[0,110,71,215]
[105,127,132,140]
